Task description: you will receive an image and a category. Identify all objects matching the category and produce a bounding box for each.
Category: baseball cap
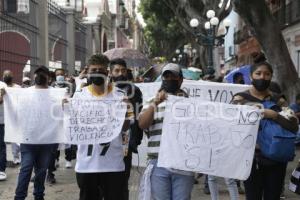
[161,63,182,77]
[34,66,50,75]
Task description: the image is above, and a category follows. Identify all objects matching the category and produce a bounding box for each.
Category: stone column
[36,0,48,67]
[65,9,76,75]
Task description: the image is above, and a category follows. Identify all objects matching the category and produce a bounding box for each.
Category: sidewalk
[0,145,299,199]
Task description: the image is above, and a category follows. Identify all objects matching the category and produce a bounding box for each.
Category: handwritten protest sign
[132,81,250,167]
[157,96,261,180]
[4,88,66,144]
[135,80,250,104]
[64,98,127,144]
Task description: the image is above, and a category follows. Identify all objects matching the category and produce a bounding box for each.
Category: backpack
[235,92,296,163]
[259,100,296,162]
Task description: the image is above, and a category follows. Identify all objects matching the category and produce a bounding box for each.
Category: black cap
[34,66,49,75]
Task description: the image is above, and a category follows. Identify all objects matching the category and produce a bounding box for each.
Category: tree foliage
[162,0,232,68]
[148,0,299,98]
[163,0,232,37]
[139,0,189,58]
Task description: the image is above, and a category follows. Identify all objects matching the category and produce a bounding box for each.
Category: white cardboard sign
[157,96,261,180]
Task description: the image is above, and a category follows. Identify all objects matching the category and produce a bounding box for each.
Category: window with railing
[4,0,17,13]
[273,0,300,28]
[297,0,300,17]
[1,0,30,14]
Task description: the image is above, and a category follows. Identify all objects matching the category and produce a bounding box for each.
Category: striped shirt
[142,90,187,159]
[142,91,194,176]
[143,98,166,159]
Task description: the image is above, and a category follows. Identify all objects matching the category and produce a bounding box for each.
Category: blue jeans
[208,175,239,200]
[14,144,56,200]
[0,124,6,172]
[150,159,194,200]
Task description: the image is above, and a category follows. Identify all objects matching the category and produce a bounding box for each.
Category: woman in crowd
[232,59,298,200]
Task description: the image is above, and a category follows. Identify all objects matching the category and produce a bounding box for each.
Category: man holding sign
[110,58,143,200]
[71,54,132,200]
[0,66,63,200]
[138,63,194,200]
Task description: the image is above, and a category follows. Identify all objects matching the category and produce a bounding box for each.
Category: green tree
[163,0,299,99]
[162,0,232,69]
[139,0,190,59]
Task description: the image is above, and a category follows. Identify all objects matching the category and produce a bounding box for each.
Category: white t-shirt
[74,86,126,173]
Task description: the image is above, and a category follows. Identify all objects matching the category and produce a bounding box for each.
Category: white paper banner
[64,98,127,144]
[4,88,66,144]
[135,80,250,104]
[157,96,261,180]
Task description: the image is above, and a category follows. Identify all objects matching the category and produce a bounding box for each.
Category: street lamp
[190,10,231,73]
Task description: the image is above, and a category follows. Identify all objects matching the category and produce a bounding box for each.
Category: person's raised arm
[138,90,167,129]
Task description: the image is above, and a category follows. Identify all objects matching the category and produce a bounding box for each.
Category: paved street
[0,145,299,200]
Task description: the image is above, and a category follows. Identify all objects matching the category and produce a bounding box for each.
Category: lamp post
[190,10,231,73]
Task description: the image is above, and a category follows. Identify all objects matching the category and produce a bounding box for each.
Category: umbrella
[142,63,166,82]
[103,48,150,68]
[224,65,252,85]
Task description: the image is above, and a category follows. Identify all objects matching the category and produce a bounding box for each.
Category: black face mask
[252,79,271,91]
[161,80,180,94]
[113,75,128,88]
[35,74,48,86]
[3,76,12,85]
[88,73,107,86]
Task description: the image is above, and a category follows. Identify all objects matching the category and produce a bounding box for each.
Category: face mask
[35,74,48,86]
[113,75,128,88]
[3,76,12,85]
[252,79,271,91]
[56,75,65,83]
[88,72,107,86]
[161,80,180,94]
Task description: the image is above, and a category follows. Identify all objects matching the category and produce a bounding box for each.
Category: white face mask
[56,75,65,83]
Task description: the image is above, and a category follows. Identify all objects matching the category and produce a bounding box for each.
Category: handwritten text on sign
[4,88,66,144]
[157,96,261,180]
[132,81,250,167]
[64,98,127,144]
[135,80,250,104]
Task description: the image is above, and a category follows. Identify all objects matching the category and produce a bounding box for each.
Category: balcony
[273,0,300,29]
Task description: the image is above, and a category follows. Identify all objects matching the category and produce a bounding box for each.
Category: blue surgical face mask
[56,75,65,83]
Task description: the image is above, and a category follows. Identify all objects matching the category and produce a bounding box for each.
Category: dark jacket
[119,83,143,153]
